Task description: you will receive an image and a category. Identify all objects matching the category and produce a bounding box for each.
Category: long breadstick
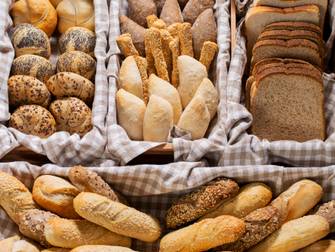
[167,23,182,38]
[178,23,193,57]
[144,29,156,76]
[169,37,180,88]
[147,15,159,28]
[152,19,167,29]
[199,41,218,71]
[160,29,173,78]
[134,56,149,103]
[116,33,139,57]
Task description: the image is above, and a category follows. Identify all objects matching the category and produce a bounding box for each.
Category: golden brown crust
[169,37,180,87]
[178,22,194,57]
[315,200,335,232]
[116,33,139,57]
[147,14,159,28]
[199,41,218,71]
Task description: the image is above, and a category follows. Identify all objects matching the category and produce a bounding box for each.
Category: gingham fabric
[1,0,110,166]
[218,0,335,167]
[0,162,335,251]
[105,0,231,165]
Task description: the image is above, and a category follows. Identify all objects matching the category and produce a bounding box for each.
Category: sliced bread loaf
[263,21,322,37]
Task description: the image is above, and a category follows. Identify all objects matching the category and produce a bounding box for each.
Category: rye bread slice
[263,21,322,36]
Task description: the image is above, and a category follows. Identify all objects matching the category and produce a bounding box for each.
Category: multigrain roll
[8,75,51,108]
[70,246,136,252]
[11,55,55,83]
[57,51,96,80]
[166,177,239,229]
[11,23,51,58]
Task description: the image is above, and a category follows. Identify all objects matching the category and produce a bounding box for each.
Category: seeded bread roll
[11,55,55,83]
[57,51,96,80]
[59,27,96,56]
[49,97,92,136]
[166,178,239,229]
[46,72,94,104]
[11,23,51,58]
[10,105,56,138]
[8,75,51,108]
[70,246,136,252]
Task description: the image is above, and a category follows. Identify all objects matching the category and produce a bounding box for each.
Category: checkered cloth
[219,0,335,167]
[0,162,335,251]
[105,0,231,165]
[0,0,111,166]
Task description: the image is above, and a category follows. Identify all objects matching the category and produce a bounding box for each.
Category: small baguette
[300,240,335,252]
[70,245,136,252]
[73,192,161,242]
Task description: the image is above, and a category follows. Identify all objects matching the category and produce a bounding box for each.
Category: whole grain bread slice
[263,21,322,37]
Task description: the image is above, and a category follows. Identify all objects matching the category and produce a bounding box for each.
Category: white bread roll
[177,55,207,108]
[271,179,323,223]
[73,192,161,242]
[300,240,335,252]
[44,217,131,249]
[249,215,329,252]
[119,56,143,99]
[201,182,272,220]
[177,95,210,139]
[160,215,246,252]
[12,240,40,252]
[116,89,146,140]
[143,95,173,142]
[148,74,182,123]
[70,245,135,252]
[0,236,20,251]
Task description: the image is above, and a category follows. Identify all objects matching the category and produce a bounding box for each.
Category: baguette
[315,200,335,232]
[300,240,335,252]
[70,245,135,252]
[73,192,161,242]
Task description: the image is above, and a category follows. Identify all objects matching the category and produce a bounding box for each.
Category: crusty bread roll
[11,0,58,36]
[32,175,80,219]
[0,172,36,224]
[300,240,335,252]
[11,24,51,58]
[8,75,51,108]
[12,239,40,252]
[160,215,246,252]
[44,217,131,249]
[46,72,95,104]
[0,236,21,251]
[177,55,207,108]
[201,182,272,220]
[143,95,173,142]
[315,200,335,232]
[57,51,96,80]
[128,0,157,27]
[182,0,215,24]
[56,0,95,34]
[70,245,135,252]
[271,179,323,223]
[73,192,161,242]
[116,89,146,140]
[49,97,92,136]
[249,215,330,252]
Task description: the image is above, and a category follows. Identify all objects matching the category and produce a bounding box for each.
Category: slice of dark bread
[264,21,322,36]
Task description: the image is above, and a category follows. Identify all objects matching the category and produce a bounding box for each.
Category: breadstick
[167,23,182,38]
[152,19,167,29]
[134,56,149,103]
[199,41,218,71]
[178,23,193,57]
[169,37,180,87]
[147,14,159,28]
[116,33,139,57]
[144,29,156,76]
[160,29,173,77]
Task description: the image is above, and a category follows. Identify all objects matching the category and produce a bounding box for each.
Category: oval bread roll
[0,236,20,251]
[70,245,136,252]
[10,105,56,138]
[32,175,80,219]
[160,215,246,252]
[11,55,55,83]
[8,75,51,108]
[49,97,92,136]
[11,23,51,58]
[116,89,146,140]
[73,192,161,242]
[300,240,335,252]
[12,240,40,252]
[47,72,95,104]
[0,172,36,224]
[143,95,173,142]
[249,215,330,252]
[57,51,96,80]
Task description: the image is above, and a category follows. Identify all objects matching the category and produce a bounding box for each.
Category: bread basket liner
[0,0,111,166]
[105,0,231,165]
[0,161,335,251]
[218,0,335,167]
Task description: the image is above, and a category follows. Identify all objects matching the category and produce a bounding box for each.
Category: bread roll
[300,240,335,252]
[32,175,80,218]
[11,24,51,58]
[12,240,40,252]
[0,172,36,224]
[0,236,20,251]
[73,192,161,242]
[160,215,246,252]
[59,27,96,56]
[49,97,92,136]
[166,178,239,229]
[8,75,51,108]
[11,0,57,36]
[143,95,173,142]
[70,246,135,252]
[116,89,146,140]
[11,55,55,83]
[57,51,96,80]
[42,249,69,252]
[46,72,94,104]
[160,0,183,26]
[10,105,56,138]
[44,217,131,249]
[315,200,335,232]
[271,179,323,223]
[56,0,95,34]
[202,182,272,220]
[182,0,215,24]
[249,215,329,252]
[128,0,157,27]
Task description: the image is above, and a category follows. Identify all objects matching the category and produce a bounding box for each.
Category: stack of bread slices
[245,0,328,142]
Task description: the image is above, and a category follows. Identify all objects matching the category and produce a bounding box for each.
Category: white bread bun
[73,192,161,242]
[119,56,143,99]
[143,95,173,142]
[116,89,146,140]
[300,240,335,252]
[70,245,135,252]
